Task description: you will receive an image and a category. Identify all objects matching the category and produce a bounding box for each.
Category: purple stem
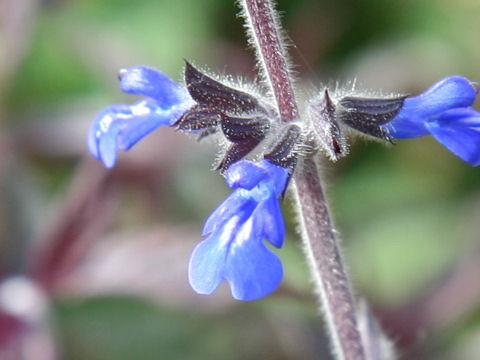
[241,1,367,359]
[294,158,366,360]
[242,0,298,122]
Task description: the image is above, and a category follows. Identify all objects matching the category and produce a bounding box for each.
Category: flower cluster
[87,62,480,301]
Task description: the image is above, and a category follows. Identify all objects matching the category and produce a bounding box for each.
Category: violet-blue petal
[224,211,283,300]
[202,191,256,236]
[116,99,188,150]
[382,105,430,138]
[225,243,282,301]
[258,195,285,248]
[405,75,478,115]
[98,121,120,168]
[88,66,195,168]
[119,66,187,108]
[87,104,131,168]
[426,108,480,166]
[87,98,192,168]
[226,161,268,190]
[258,161,289,196]
[188,229,231,296]
[385,76,479,138]
[87,104,132,159]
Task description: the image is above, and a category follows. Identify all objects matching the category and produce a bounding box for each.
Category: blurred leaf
[57,226,235,311]
[56,295,316,360]
[348,202,466,305]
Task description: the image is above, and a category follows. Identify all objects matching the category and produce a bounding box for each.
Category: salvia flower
[188,159,289,301]
[382,76,480,165]
[87,66,194,168]
[331,76,480,166]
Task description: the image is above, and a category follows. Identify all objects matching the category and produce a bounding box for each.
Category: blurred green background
[1,0,480,359]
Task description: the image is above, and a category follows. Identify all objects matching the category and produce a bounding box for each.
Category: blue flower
[382,76,480,165]
[87,66,193,168]
[188,160,289,301]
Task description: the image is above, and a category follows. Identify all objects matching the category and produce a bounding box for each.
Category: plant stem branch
[241,1,366,359]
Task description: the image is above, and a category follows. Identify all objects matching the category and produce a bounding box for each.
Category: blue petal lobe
[87,104,130,160]
[188,233,229,296]
[98,122,120,168]
[258,196,285,248]
[426,108,480,166]
[224,215,283,301]
[119,66,186,108]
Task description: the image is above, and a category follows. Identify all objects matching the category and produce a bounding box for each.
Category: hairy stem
[241,0,366,359]
[294,158,365,360]
[241,0,298,122]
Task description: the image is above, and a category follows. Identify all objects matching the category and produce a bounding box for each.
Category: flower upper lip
[87,67,194,168]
